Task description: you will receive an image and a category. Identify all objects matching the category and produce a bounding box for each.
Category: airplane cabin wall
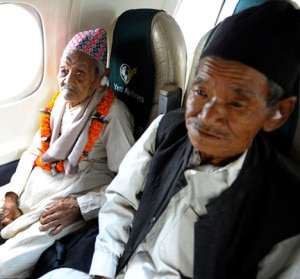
[0,0,73,165]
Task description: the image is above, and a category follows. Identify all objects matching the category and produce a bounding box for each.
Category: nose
[63,71,75,85]
[200,97,225,123]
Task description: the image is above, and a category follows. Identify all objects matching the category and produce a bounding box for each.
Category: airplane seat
[183,0,300,165]
[107,9,187,139]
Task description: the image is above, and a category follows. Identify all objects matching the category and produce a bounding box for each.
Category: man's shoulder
[159,108,186,130]
[274,151,300,183]
[256,134,300,186]
[107,96,134,122]
[156,108,188,147]
[110,95,128,110]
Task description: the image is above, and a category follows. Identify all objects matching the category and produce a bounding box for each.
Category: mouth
[196,127,220,140]
[189,119,224,140]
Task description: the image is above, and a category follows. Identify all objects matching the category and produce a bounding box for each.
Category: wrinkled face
[57,50,100,107]
[185,57,273,166]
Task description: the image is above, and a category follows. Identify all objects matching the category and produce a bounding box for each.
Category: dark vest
[118,109,300,279]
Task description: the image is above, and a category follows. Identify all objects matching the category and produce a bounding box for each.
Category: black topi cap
[200,0,300,95]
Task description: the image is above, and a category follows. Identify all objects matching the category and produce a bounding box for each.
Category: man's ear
[96,68,110,89]
[263,96,297,132]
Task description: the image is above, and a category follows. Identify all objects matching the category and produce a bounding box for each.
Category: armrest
[158,84,182,115]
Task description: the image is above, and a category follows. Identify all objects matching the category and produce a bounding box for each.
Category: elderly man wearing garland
[0,28,135,278]
[87,2,300,279]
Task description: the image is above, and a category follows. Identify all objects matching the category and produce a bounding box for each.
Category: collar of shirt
[188,148,248,187]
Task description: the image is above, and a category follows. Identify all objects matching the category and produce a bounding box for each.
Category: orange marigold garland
[34,88,115,174]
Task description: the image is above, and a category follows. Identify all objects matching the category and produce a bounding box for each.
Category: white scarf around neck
[41,88,106,175]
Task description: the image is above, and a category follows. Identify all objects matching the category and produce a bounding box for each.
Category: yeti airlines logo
[113,63,144,103]
[120,63,137,84]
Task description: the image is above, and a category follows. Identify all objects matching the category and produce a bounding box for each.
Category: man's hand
[39,197,82,236]
[1,192,22,226]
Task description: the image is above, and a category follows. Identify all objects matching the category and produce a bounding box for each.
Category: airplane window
[175,0,239,54]
[175,0,238,81]
[0,3,43,106]
[175,0,224,55]
[176,0,299,56]
[293,0,300,7]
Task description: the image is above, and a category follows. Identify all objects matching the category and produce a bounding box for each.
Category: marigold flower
[34,88,115,174]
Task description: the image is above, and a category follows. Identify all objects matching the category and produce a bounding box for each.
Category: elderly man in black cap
[87,1,300,279]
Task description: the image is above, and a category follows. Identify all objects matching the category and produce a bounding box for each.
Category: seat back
[107,9,186,138]
[184,0,300,164]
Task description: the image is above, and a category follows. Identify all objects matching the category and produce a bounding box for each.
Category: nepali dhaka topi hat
[200,0,300,95]
[64,28,107,64]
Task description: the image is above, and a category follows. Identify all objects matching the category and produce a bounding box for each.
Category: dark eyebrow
[193,73,208,84]
[229,86,252,97]
[192,74,253,99]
